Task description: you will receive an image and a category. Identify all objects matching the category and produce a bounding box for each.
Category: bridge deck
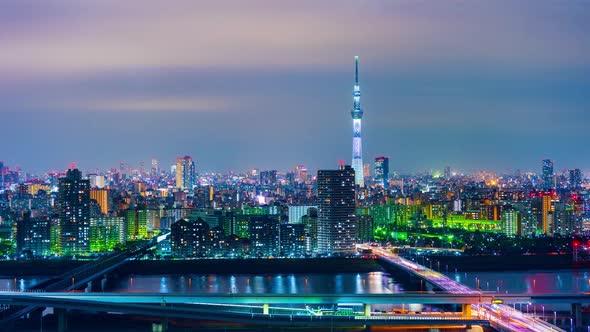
[365,245,567,332]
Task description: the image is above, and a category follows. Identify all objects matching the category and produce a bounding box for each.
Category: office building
[259,170,278,185]
[570,169,582,189]
[249,216,279,257]
[356,214,374,242]
[288,205,317,224]
[302,208,318,254]
[279,223,305,257]
[89,217,126,252]
[88,174,105,189]
[502,208,519,236]
[58,168,90,255]
[317,165,356,255]
[175,155,196,190]
[542,159,554,190]
[171,218,210,257]
[90,188,109,216]
[374,156,390,188]
[16,213,51,257]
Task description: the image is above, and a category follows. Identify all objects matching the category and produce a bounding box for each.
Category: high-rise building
[553,202,575,235]
[295,165,308,183]
[279,223,305,257]
[126,208,148,240]
[249,216,279,257]
[90,188,110,216]
[259,170,278,185]
[532,192,554,235]
[151,157,159,176]
[317,165,356,255]
[171,218,210,257]
[356,214,374,242]
[444,166,451,179]
[374,156,390,188]
[363,163,371,181]
[502,208,519,236]
[351,56,365,187]
[542,159,554,190]
[89,217,126,252]
[16,213,51,257]
[288,205,317,224]
[88,174,105,188]
[175,155,195,190]
[570,169,582,189]
[302,208,318,254]
[58,168,90,255]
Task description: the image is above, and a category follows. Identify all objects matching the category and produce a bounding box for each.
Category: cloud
[0,0,588,77]
[65,96,233,112]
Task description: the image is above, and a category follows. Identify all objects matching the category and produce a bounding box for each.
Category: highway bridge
[364,245,569,332]
[2,290,589,331]
[0,233,169,327]
[2,292,590,306]
[0,292,490,332]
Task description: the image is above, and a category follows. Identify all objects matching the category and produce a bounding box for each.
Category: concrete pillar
[462,304,472,318]
[263,303,269,315]
[572,303,582,328]
[56,308,68,332]
[161,317,168,332]
[364,304,371,317]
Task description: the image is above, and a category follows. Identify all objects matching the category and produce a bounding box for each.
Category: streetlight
[554,311,557,325]
[542,305,545,320]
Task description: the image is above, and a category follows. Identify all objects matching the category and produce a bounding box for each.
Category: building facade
[58,169,90,255]
[175,155,196,190]
[374,156,390,188]
[317,165,356,255]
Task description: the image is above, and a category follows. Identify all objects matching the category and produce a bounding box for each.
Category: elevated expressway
[363,245,568,332]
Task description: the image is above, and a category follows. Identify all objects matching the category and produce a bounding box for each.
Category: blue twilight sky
[0,0,589,175]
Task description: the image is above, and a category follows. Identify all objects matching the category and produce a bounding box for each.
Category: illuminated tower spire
[351,56,364,187]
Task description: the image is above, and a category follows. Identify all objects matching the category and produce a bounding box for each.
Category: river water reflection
[106,271,404,294]
[448,269,590,294]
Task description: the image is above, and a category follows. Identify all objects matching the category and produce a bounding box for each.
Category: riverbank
[420,254,590,272]
[0,260,87,276]
[0,258,383,277]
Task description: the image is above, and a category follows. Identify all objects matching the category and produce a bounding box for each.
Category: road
[363,245,566,332]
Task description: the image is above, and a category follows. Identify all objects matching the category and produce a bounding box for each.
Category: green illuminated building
[89,217,126,252]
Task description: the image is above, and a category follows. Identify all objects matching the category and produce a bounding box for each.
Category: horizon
[0,157,585,178]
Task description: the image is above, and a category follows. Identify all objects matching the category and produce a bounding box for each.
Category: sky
[1,0,589,175]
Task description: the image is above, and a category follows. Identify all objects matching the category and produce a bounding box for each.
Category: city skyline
[2,2,590,331]
[1,0,589,173]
